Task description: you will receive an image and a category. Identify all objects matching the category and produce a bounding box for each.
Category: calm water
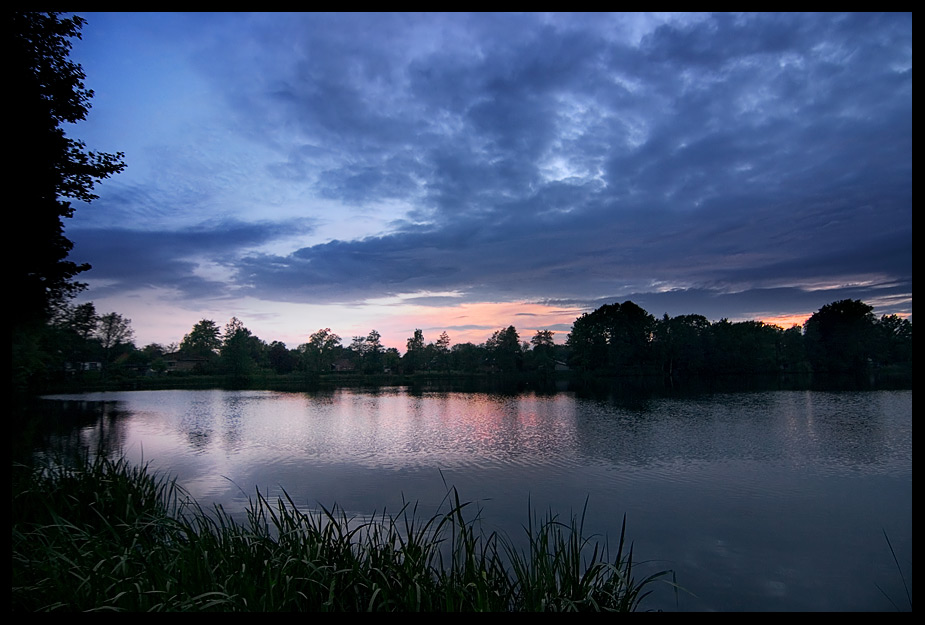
[36,388,912,612]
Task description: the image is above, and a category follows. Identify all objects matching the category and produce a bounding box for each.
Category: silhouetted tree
[180,319,222,361]
[804,299,877,374]
[873,314,912,366]
[364,330,384,374]
[779,325,809,372]
[383,347,401,373]
[451,342,484,373]
[139,343,170,374]
[267,340,296,374]
[487,326,522,373]
[435,331,452,372]
[54,301,99,342]
[11,12,125,330]
[346,330,385,374]
[527,329,555,372]
[654,313,710,377]
[348,336,368,370]
[567,301,655,373]
[46,301,100,367]
[299,328,341,374]
[221,317,256,387]
[706,320,782,374]
[95,312,134,364]
[404,329,426,373]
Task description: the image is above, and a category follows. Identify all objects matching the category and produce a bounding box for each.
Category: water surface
[37,388,912,612]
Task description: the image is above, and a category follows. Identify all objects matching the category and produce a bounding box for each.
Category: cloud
[68,218,315,299]
[69,12,911,344]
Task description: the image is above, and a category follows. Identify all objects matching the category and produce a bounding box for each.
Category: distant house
[163,352,210,373]
[554,360,571,372]
[331,357,356,372]
[64,361,103,373]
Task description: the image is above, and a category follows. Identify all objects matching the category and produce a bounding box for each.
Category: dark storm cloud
[69,218,313,300]
[86,13,910,321]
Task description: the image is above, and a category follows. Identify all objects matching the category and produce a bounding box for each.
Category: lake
[34,387,912,612]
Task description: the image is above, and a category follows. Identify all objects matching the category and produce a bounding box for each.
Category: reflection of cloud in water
[28,388,911,611]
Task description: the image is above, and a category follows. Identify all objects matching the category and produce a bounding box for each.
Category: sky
[61,12,912,352]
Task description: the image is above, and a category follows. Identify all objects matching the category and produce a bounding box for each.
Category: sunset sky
[62,12,912,351]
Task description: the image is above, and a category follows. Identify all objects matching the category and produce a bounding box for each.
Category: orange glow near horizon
[373,300,586,350]
[755,313,811,330]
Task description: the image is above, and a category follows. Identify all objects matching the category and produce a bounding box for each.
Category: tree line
[24,297,911,393]
[29,309,563,389]
[567,299,911,379]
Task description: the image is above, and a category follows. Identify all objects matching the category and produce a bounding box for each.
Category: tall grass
[12,454,673,612]
[877,530,912,612]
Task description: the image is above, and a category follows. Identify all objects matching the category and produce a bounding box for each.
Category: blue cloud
[69,12,912,328]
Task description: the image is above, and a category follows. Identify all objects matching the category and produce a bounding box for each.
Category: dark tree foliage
[362,330,384,374]
[11,12,125,329]
[298,328,341,374]
[179,319,222,360]
[653,314,711,377]
[706,319,784,375]
[267,341,296,375]
[803,299,878,374]
[486,326,522,373]
[874,314,913,366]
[404,329,426,374]
[95,312,135,363]
[450,342,484,373]
[435,331,451,372]
[221,317,262,387]
[567,301,656,373]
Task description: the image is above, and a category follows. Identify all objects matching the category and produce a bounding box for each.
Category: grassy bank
[12,454,673,612]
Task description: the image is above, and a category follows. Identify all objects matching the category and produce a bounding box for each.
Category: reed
[877,529,912,612]
[12,453,672,612]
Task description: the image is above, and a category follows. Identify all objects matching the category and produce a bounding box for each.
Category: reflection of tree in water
[220,393,250,452]
[22,399,132,464]
[808,393,904,471]
[571,396,669,470]
[185,429,212,451]
[570,390,910,475]
[178,396,215,453]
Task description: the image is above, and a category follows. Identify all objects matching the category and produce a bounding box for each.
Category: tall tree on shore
[179,319,222,360]
[221,317,256,387]
[487,326,522,373]
[435,331,452,372]
[404,329,426,373]
[873,314,913,366]
[11,12,125,330]
[95,312,134,364]
[364,330,384,374]
[803,299,877,374]
[567,301,656,372]
[299,328,341,374]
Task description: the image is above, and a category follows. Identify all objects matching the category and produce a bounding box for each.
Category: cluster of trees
[567,299,912,378]
[169,322,566,381]
[25,296,914,392]
[24,303,138,382]
[36,304,575,386]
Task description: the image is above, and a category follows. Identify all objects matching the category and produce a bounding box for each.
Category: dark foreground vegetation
[12,453,672,612]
